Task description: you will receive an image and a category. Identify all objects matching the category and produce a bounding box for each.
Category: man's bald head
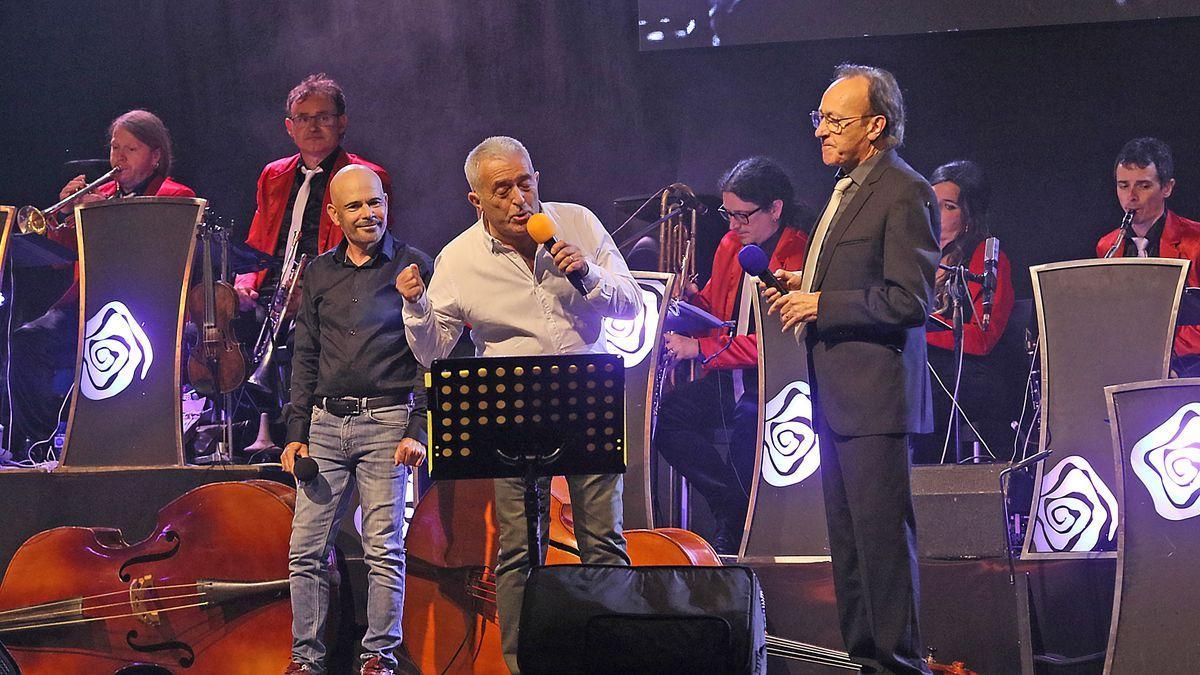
[327,164,388,259]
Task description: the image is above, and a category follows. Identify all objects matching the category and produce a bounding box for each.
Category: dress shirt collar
[835,148,888,186]
[332,230,397,267]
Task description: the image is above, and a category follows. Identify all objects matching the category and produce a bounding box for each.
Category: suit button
[349,330,357,336]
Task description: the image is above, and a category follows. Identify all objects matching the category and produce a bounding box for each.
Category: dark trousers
[653,370,757,533]
[8,306,77,454]
[817,413,928,675]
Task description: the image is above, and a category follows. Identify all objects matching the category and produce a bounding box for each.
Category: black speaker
[518,564,767,674]
[911,464,1008,559]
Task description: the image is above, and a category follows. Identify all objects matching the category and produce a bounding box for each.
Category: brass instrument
[659,183,697,284]
[17,166,122,235]
[246,248,310,392]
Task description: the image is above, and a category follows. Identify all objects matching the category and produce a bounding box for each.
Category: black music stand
[427,354,626,567]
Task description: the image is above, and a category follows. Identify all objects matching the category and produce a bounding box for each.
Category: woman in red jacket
[8,110,195,461]
[914,160,1016,464]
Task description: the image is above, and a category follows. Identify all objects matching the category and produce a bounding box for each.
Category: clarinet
[1103,210,1136,258]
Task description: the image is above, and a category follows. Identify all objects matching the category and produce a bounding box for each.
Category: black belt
[318,391,414,417]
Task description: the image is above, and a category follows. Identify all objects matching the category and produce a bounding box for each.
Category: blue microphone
[737,244,789,296]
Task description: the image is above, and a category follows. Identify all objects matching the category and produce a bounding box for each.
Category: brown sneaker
[283,660,315,675]
[360,655,395,675]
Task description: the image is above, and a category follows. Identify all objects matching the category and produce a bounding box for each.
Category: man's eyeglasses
[717,205,762,225]
[810,110,873,134]
[287,112,342,127]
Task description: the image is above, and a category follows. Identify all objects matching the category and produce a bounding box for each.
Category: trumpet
[246,251,310,392]
[17,166,122,235]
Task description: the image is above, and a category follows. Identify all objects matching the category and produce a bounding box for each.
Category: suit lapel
[812,153,893,290]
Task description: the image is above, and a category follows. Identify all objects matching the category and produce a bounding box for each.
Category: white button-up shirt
[403,201,642,366]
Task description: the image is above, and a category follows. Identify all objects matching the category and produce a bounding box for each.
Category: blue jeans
[289,403,412,673]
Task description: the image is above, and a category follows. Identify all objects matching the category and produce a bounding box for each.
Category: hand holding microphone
[527,212,589,295]
[282,442,319,483]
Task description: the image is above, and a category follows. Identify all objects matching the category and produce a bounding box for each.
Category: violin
[0,480,295,674]
[187,221,245,395]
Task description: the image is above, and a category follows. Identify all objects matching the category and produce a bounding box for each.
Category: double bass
[402,477,720,674]
[0,481,295,674]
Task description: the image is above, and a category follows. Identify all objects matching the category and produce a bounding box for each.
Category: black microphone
[737,244,789,296]
[669,183,709,215]
[981,237,999,331]
[293,456,319,483]
[527,213,589,296]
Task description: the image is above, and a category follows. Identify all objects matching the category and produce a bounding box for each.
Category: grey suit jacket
[807,150,940,437]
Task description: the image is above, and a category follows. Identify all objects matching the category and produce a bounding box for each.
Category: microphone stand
[938,262,987,464]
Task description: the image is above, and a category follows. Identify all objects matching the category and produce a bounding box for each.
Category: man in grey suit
[767,64,939,674]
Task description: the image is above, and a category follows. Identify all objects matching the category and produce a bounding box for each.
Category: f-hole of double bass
[118,530,182,582]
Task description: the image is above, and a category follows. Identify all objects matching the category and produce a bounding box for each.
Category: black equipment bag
[518,564,767,674]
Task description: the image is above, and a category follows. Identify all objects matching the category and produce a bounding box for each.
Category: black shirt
[266,149,341,291]
[1122,211,1167,257]
[286,231,433,444]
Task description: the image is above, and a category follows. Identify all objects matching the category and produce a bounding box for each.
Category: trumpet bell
[16,205,55,235]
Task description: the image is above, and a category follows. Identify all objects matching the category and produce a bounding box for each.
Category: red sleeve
[244,167,273,291]
[927,248,1014,356]
[697,333,758,370]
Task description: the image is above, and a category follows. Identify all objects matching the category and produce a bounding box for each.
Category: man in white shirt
[397,136,640,673]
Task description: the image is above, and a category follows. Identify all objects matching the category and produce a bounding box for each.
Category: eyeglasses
[287,112,342,126]
[810,110,873,134]
[717,205,762,225]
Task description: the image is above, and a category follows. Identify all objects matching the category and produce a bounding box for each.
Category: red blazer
[927,242,1014,356]
[1096,209,1200,356]
[689,227,809,371]
[243,150,392,290]
[50,175,196,309]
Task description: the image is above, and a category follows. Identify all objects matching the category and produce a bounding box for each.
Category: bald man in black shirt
[281,165,432,675]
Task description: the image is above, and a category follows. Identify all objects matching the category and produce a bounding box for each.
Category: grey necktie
[799,176,854,293]
[1133,236,1149,257]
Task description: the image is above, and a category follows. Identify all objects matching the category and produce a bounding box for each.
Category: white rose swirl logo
[80,301,154,401]
[1130,403,1200,521]
[1031,455,1118,552]
[761,380,820,488]
[604,283,658,369]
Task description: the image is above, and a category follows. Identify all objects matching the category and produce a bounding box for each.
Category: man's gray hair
[464,136,534,191]
[833,63,905,149]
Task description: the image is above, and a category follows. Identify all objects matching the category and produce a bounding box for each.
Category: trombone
[17,166,122,235]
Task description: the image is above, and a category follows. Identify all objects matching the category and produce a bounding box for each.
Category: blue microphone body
[737,244,789,296]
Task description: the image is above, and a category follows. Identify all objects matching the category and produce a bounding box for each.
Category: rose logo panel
[1130,403,1200,521]
[1031,455,1119,553]
[80,301,154,401]
[603,283,659,369]
[761,380,820,488]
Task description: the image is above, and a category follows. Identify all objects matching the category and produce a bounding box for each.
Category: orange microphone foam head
[526,212,556,245]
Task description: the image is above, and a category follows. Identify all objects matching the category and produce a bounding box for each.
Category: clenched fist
[395,263,425,302]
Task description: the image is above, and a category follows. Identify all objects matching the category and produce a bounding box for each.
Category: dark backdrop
[4,1,1200,303]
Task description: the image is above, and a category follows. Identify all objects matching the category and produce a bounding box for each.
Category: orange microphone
[527,213,589,295]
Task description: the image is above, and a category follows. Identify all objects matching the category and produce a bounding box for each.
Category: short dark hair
[286,73,346,116]
[1114,137,1174,185]
[718,156,801,229]
[108,109,173,177]
[833,63,906,149]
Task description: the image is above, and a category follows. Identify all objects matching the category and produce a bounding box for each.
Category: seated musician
[234,73,393,313]
[7,110,194,459]
[1095,137,1200,376]
[913,160,1014,464]
[653,156,809,554]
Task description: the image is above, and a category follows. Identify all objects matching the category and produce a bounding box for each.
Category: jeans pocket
[365,404,411,429]
[311,407,325,424]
